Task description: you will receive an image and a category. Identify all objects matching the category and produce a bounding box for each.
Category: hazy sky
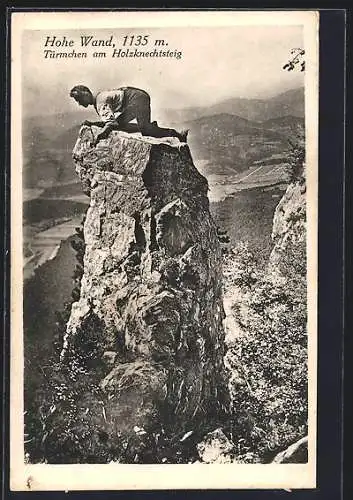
[22,25,304,118]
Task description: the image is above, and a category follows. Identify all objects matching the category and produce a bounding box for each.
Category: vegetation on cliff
[222,139,307,463]
[223,240,307,463]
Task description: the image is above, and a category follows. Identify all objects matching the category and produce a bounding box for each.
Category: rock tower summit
[62,126,229,461]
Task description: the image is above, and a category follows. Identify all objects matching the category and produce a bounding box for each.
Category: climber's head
[70,85,94,107]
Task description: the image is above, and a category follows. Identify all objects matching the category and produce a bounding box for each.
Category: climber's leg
[135,102,188,142]
[122,88,188,141]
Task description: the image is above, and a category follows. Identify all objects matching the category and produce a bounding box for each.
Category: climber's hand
[83,120,105,127]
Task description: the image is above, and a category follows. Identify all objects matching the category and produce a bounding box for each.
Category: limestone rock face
[269,168,306,268]
[63,127,229,458]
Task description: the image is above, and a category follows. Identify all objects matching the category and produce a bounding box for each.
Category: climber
[69,85,188,146]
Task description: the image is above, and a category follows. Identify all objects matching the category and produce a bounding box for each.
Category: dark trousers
[101,87,181,139]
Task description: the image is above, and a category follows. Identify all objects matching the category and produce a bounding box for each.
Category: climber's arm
[91,120,120,146]
[89,102,124,145]
[82,119,106,127]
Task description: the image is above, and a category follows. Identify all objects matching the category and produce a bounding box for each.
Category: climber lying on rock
[70,85,188,146]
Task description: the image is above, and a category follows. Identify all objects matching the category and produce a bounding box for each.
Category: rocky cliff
[61,127,229,462]
[269,164,306,269]
[218,150,307,464]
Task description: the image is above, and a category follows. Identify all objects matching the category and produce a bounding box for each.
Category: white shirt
[94,89,125,122]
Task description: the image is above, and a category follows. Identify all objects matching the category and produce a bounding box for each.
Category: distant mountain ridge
[185,111,302,175]
[164,87,304,124]
[24,86,304,133]
[185,113,260,131]
[261,115,304,128]
[23,87,304,188]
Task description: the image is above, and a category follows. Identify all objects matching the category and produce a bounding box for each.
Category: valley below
[22,157,287,282]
